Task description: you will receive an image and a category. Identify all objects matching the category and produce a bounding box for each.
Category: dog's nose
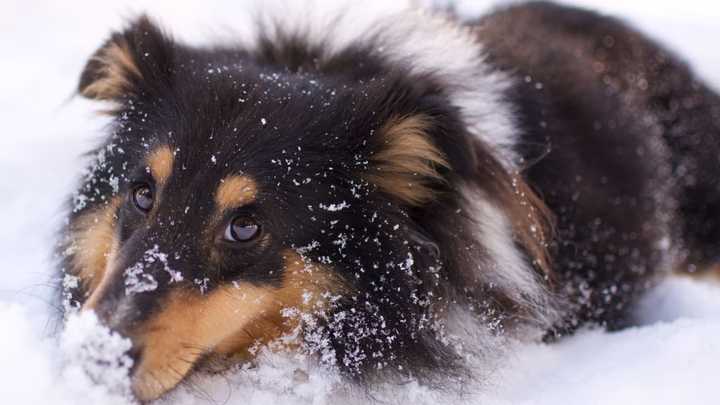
[88,292,140,335]
[82,249,172,336]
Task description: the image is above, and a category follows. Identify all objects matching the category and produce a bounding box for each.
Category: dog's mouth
[74,248,339,401]
[123,343,186,402]
[128,342,200,402]
[117,285,275,401]
[77,285,266,401]
[124,295,295,401]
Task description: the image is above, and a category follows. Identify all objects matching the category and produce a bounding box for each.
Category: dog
[57,1,720,401]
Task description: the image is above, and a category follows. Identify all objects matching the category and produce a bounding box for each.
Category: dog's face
[61,17,475,401]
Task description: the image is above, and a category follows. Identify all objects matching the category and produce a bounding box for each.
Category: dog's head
[61,15,552,401]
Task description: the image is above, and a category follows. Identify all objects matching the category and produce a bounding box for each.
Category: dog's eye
[224,218,261,243]
[132,184,154,212]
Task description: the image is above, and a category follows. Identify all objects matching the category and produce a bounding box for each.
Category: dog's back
[475,1,720,329]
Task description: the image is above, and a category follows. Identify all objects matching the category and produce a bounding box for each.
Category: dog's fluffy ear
[78,15,172,102]
[364,114,450,206]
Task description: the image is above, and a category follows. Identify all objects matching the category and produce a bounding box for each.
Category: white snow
[124,245,183,295]
[124,264,159,295]
[318,201,351,212]
[60,312,134,400]
[0,0,719,404]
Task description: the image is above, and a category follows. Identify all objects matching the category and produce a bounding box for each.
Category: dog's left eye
[224,218,261,243]
[132,183,154,212]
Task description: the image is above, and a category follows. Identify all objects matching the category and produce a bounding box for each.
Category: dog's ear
[364,114,450,206]
[78,15,172,103]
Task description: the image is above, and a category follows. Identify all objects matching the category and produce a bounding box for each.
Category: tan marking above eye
[215,175,258,211]
[147,146,174,185]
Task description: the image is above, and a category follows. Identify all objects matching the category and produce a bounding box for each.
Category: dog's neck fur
[247,6,521,166]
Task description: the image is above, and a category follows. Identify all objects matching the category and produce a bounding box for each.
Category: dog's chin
[130,352,197,402]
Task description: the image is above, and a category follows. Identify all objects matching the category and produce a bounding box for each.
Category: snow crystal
[319,201,350,211]
[295,240,321,255]
[144,245,183,282]
[123,262,159,295]
[398,252,414,275]
[194,277,210,294]
[124,245,183,295]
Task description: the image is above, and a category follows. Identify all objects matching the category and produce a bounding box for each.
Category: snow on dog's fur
[56,1,720,401]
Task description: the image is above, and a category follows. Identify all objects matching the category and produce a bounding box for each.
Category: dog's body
[57,1,720,401]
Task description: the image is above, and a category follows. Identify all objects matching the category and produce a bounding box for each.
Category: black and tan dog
[57,1,720,401]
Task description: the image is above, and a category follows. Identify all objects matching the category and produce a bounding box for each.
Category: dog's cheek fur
[129,250,343,401]
[65,198,122,300]
[361,107,555,326]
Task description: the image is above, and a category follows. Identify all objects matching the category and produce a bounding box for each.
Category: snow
[1,0,719,404]
[1,278,718,404]
[485,279,720,405]
[60,312,134,400]
[0,305,133,404]
[124,245,183,295]
[318,201,351,212]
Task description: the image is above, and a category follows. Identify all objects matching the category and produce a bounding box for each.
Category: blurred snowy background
[0,0,719,404]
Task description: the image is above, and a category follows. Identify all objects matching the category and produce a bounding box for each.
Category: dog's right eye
[132,184,154,213]
[224,217,261,243]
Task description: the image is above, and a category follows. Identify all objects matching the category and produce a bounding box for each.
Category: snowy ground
[1,0,719,404]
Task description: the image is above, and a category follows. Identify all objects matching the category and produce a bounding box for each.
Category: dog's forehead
[141,127,336,203]
[180,62,352,112]
[118,63,383,208]
[153,75,347,141]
